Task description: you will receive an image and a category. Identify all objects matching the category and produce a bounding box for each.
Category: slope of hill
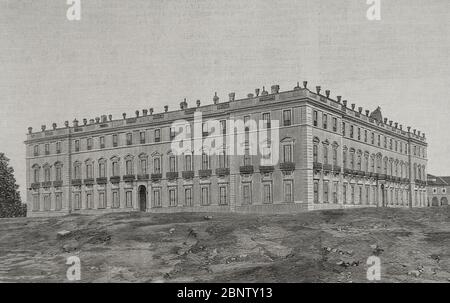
[0,207,449,283]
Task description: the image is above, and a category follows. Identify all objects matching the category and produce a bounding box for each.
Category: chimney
[109,114,113,121]
[336,96,342,103]
[95,117,100,124]
[343,100,347,107]
[325,90,330,98]
[255,88,260,97]
[365,110,370,116]
[122,113,127,119]
[164,105,169,112]
[294,82,301,90]
[261,86,268,96]
[143,109,148,116]
[83,119,87,125]
[73,119,78,127]
[351,104,355,110]
[135,110,140,117]
[65,121,69,128]
[228,92,235,102]
[52,123,57,130]
[149,108,154,115]
[196,100,201,107]
[303,81,308,89]
[358,107,363,114]
[213,92,220,104]
[316,86,321,95]
[271,85,280,94]
[247,93,254,98]
[28,127,32,134]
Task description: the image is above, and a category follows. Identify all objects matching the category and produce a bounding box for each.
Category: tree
[0,153,26,217]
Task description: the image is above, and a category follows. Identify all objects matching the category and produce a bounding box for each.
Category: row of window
[312,110,426,158]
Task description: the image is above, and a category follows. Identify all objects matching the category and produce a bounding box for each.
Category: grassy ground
[0,207,449,283]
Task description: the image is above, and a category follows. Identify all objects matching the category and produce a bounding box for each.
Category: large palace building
[25,82,428,217]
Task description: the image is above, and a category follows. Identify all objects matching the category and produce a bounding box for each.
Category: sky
[0,0,449,200]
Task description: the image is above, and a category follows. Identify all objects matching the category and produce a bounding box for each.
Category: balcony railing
[31,182,40,189]
[123,175,136,182]
[110,176,120,183]
[259,166,275,173]
[313,162,323,170]
[239,165,254,174]
[96,177,108,184]
[71,179,82,186]
[343,168,353,175]
[323,163,332,172]
[41,181,52,188]
[166,172,179,180]
[53,180,63,187]
[182,171,194,179]
[199,169,212,178]
[215,168,230,176]
[137,174,149,181]
[280,162,296,171]
[151,173,162,181]
[378,174,387,181]
[333,165,341,173]
[84,178,95,185]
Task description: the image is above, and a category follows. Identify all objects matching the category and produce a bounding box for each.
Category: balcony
[96,177,108,185]
[357,170,365,177]
[31,182,40,189]
[333,165,341,173]
[199,169,212,178]
[151,173,162,181]
[280,162,296,171]
[123,175,136,182]
[378,174,387,181]
[215,168,230,176]
[323,163,333,172]
[259,166,275,173]
[71,179,82,186]
[109,176,120,183]
[343,168,353,175]
[41,181,52,188]
[53,181,63,187]
[313,162,323,170]
[403,178,410,184]
[182,171,194,179]
[84,178,95,185]
[137,174,149,181]
[239,165,254,174]
[166,172,179,180]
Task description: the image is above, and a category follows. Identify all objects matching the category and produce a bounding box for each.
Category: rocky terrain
[0,207,449,283]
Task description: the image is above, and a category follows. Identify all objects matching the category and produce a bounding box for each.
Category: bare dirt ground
[0,207,449,283]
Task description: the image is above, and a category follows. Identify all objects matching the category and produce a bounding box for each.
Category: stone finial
[271,85,280,94]
[102,115,107,123]
[358,107,363,114]
[422,133,426,138]
[383,118,388,124]
[407,126,411,132]
[143,109,148,116]
[41,125,46,132]
[413,129,416,135]
[164,105,169,112]
[400,124,403,130]
[351,103,356,110]
[109,114,113,121]
[52,123,57,130]
[196,100,201,107]
[325,90,330,98]
[95,117,100,124]
[255,88,260,97]
[228,92,235,102]
[28,127,33,134]
[180,99,188,110]
[73,119,78,127]
[122,113,127,119]
[135,110,140,117]
[261,86,268,96]
[365,110,370,116]
[316,86,321,94]
[418,131,421,136]
[389,120,393,126]
[336,96,342,103]
[294,82,301,90]
[149,108,154,115]
[395,122,398,128]
[83,118,87,125]
[303,81,308,89]
[343,100,347,107]
[65,121,69,128]
[247,93,254,98]
[214,92,220,104]
[89,119,95,124]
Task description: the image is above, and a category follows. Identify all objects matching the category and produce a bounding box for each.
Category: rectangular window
[314,181,319,204]
[86,193,93,209]
[126,191,132,208]
[34,145,39,156]
[343,184,347,204]
[112,191,120,208]
[99,162,106,178]
[185,154,192,171]
[333,182,338,204]
[140,132,146,144]
[358,186,363,205]
[378,135,381,146]
[243,183,252,205]
[202,122,208,137]
[153,189,161,207]
[357,128,361,140]
[220,120,227,135]
[390,138,393,150]
[284,181,293,203]
[384,136,387,148]
[112,162,119,177]
[323,114,328,129]
[313,111,318,127]
[100,136,105,149]
[126,133,132,145]
[55,193,62,210]
[45,144,50,155]
[154,158,161,174]
[87,138,93,150]
[44,195,51,211]
[113,134,118,147]
[342,122,346,136]
[185,188,192,206]
[170,127,176,141]
[75,140,80,152]
[140,159,147,175]
[169,156,176,172]
[371,133,374,145]
[219,186,228,205]
[202,153,209,170]
[125,160,133,175]
[56,142,61,154]
[351,185,355,204]
[262,113,271,129]
[201,187,210,206]
[283,145,292,163]
[219,151,227,168]
[364,130,368,143]
[154,129,160,142]
[98,192,106,209]
[263,183,272,204]
[74,193,81,210]
[33,195,40,211]
[323,181,329,203]
[86,164,93,179]
[350,125,354,138]
[332,117,337,132]
[283,110,292,127]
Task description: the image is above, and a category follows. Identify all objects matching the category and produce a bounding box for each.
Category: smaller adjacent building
[426,174,450,207]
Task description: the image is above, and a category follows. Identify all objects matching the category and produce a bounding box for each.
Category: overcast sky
[1,0,449,199]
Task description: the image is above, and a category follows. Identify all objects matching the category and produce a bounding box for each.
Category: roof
[427,174,450,186]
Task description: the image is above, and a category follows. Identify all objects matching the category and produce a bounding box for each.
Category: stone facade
[426,174,450,207]
[24,82,428,217]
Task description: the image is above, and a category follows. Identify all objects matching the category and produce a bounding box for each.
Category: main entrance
[138,185,147,211]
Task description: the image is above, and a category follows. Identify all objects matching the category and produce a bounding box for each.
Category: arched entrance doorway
[441,197,448,206]
[138,185,147,211]
[431,197,439,207]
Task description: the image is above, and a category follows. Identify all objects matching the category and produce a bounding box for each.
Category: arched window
[125,155,134,175]
[138,154,148,175]
[43,164,51,182]
[313,137,320,163]
[111,157,120,177]
[85,160,94,179]
[32,165,40,183]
